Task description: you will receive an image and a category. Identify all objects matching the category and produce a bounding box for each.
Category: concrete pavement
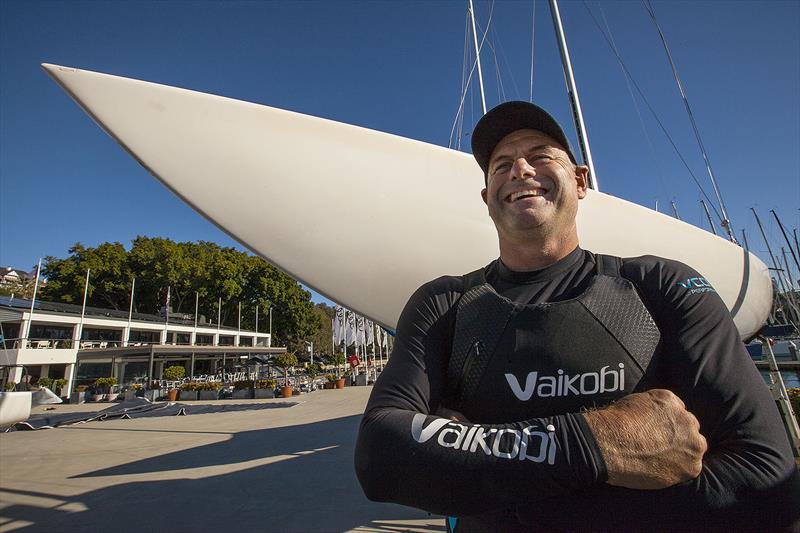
[0,387,445,533]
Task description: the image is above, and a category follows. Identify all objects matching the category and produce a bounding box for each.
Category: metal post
[148,344,155,387]
[771,210,800,273]
[193,291,199,345]
[700,200,717,236]
[269,306,273,346]
[77,268,90,346]
[23,259,43,342]
[126,277,135,346]
[760,336,800,454]
[190,352,195,380]
[549,0,599,191]
[670,200,681,221]
[467,0,487,115]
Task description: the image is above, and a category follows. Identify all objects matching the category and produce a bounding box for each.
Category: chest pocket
[445,262,662,424]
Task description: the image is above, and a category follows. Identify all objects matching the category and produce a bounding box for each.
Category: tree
[42,243,131,309]
[274,352,298,387]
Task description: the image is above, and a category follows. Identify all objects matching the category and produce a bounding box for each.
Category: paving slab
[0,387,444,533]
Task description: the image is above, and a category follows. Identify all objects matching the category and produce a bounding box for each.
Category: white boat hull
[42,64,772,339]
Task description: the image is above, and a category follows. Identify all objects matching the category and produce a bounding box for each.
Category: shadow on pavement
[0,414,444,532]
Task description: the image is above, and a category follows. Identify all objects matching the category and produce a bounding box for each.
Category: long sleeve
[354,277,607,517]
[517,257,800,531]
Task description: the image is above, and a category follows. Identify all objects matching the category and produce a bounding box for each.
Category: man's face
[481,129,588,240]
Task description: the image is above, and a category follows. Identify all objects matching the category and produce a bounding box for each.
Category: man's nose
[510,158,534,180]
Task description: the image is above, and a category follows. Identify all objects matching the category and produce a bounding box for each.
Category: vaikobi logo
[410,414,556,464]
[676,276,715,294]
[505,364,625,401]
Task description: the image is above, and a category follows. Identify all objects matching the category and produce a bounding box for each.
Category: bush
[163,365,186,382]
[130,383,143,391]
[197,382,222,391]
[256,379,277,389]
[325,374,337,383]
[789,388,800,425]
[75,385,88,393]
[54,378,67,391]
[180,382,200,392]
[37,377,53,389]
[94,377,118,393]
[4,382,16,392]
[233,380,254,390]
[306,363,321,378]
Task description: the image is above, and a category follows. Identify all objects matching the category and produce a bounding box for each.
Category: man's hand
[583,389,707,490]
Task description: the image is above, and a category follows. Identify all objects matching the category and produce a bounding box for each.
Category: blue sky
[2,0,799,299]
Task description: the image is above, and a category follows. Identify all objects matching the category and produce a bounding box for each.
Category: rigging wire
[529,0,536,102]
[579,1,724,222]
[452,10,471,150]
[449,3,495,149]
[594,2,668,203]
[643,0,737,243]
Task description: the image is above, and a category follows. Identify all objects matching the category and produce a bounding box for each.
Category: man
[354,101,799,531]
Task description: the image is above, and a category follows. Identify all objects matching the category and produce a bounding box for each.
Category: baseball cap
[471,101,577,178]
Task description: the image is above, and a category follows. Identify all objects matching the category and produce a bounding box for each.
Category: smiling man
[355,101,799,531]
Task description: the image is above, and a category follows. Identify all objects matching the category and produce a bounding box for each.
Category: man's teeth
[509,189,545,201]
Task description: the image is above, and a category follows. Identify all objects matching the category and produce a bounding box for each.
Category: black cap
[471,101,577,178]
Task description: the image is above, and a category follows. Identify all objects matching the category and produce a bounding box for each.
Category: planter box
[70,392,86,404]
[254,388,274,399]
[198,390,219,400]
[323,382,334,390]
[232,389,253,399]
[179,391,199,401]
[144,389,162,402]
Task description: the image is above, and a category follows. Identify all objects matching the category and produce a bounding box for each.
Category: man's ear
[575,165,589,199]
[481,187,488,205]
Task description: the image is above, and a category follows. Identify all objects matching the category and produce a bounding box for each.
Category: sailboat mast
[700,199,717,236]
[770,209,800,273]
[468,0,487,115]
[549,0,599,191]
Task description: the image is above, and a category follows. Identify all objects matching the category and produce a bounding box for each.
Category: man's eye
[492,162,510,174]
[529,154,551,163]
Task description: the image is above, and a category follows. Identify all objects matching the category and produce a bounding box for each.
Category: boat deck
[0,387,442,532]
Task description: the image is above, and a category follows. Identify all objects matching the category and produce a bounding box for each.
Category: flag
[381,328,388,347]
[357,316,366,346]
[375,326,382,348]
[345,310,356,346]
[334,306,345,344]
[366,319,374,345]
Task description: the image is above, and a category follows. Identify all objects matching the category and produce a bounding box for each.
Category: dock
[0,387,443,532]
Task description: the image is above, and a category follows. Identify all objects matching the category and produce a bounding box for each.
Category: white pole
[217,297,222,338]
[164,286,170,343]
[23,259,43,342]
[193,291,199,339]
[468,0,487,115]
[549,0,599,191]
[238,301,241,335]
[77,267,89,346]
[255,305,259,334]
[126,277,135,346]
[269,305,273,345]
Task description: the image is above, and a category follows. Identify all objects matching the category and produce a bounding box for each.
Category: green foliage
[163,365,186,382]
[54,378,67,391]
[274,352,298,385]
[93,377,118,392]
[233,380,254,390]
[40,237,321,342]
[75,385,88,393]
[4,382,16,391]
[37,377,53,388]
[306,363,321,378]
[256,379,277,389]
[180,382,200,391]
[325,374,337,383]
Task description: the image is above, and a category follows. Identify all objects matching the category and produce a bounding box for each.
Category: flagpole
[23,259,43,344]
[77,267,89,347]
[193,291,199,345]
[164,286,170,343]
[126,277,135,346]
[217,296,222,344]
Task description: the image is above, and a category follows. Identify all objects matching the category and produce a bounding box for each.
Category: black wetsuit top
[354,247,800,532]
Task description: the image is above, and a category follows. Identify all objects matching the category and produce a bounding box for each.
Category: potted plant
[331,353,346,388]
[71,384,88,404]
[306,363,320,391]
[144,381,162,402]
[198,381,222,400]
[123,383,143,401]
[93,377,118,401]
[163,365,186,401]
[54,378,67,397]
[4,382,16,392]
[324,374,336,389]
[37,377,53,390]
[274,352,298,397]
[254,379,276,399]
[179,381,199,401]
[232,379,254,399]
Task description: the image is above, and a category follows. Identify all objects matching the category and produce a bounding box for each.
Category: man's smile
[504,184,550,203]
